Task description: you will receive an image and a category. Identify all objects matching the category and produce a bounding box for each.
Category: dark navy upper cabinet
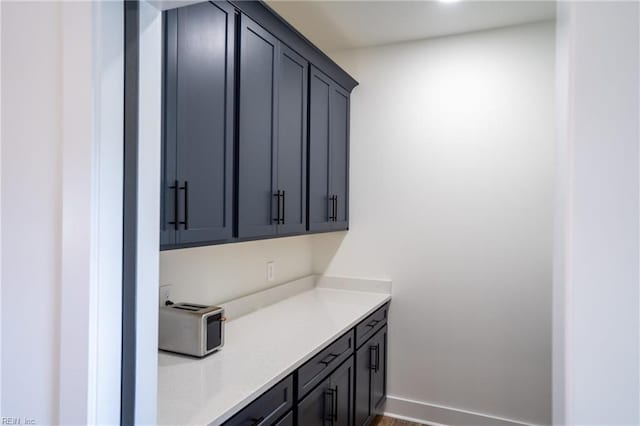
[237,15,279,239]
[308,66,350,232]
[161,1,235,248]
[308,67,332,233]
[238,15,308,239]
[276,44,308,236]
[330,84,350,230]
[161,1,356,250]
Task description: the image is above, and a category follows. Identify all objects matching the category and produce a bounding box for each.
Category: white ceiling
[267,1,556,52]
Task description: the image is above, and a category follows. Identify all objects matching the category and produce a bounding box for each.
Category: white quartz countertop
[157,286,391,425]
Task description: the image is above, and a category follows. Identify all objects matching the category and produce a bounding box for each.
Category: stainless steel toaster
[159,303,225,357]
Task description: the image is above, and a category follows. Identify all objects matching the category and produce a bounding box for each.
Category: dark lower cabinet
[298,377,330,426]
[298,357,354,426]
[161,1,235,248]
[371,327,387,414]
[308,66,350,232]
[225,304,389,426]
[332,357,355,426]
[355,326,388,426]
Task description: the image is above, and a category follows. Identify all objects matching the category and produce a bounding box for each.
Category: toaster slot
[206,313,223,351]
[180,303,208,309]
[172,305,200,311]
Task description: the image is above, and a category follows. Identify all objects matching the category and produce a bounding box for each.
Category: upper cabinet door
[162,1,235,247]
[309,66,351,232]
[330,84,350,230]
[237,15,279,239]
[308,66,333,233]
[276,45,308,236]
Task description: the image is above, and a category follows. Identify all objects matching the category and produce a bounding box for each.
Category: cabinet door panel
[298,378,330,426]
[355,343,372,426]
[173,1,235,245]
[371,326,388,414]
[330,85,349,230]
[161,1,235,248]
[238,16,279,239]
[330,357,354,426]
[308,67,332,232]
[276,45,307,235]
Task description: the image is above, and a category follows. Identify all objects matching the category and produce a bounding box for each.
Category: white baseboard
[383,396,540,426]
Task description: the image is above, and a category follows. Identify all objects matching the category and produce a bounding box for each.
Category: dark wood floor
[371,415,426,426]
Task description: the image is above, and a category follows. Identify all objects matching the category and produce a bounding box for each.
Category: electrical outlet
[159,285,172,306]
[266,261,275,282]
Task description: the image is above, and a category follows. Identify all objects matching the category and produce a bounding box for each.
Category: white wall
[137,2,162,423]
[554,2,639,425]
[93,2,124,423]
[317,21,556,425]
[1,2,63,423]
[1,2,124,424]
[160,236,314,305]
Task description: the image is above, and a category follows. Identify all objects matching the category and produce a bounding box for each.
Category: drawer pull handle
[250,416,264,426]
[319,353,339,366]
[366,319,381,328]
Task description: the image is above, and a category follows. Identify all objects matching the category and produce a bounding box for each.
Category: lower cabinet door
[329,356,354,426]
[370,326,388,415]
[355,326,388,425]
[355,342,373,426]
[298,377,331,426]
[298,356,354,426]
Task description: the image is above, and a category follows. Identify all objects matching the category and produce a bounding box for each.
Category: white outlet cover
[266,261,275,282]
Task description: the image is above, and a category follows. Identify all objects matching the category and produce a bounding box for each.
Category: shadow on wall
[312,231,347,274]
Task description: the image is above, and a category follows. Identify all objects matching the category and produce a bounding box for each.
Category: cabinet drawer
[223,375,293,426]
[355,304,388,348]
[297,330,354,399]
